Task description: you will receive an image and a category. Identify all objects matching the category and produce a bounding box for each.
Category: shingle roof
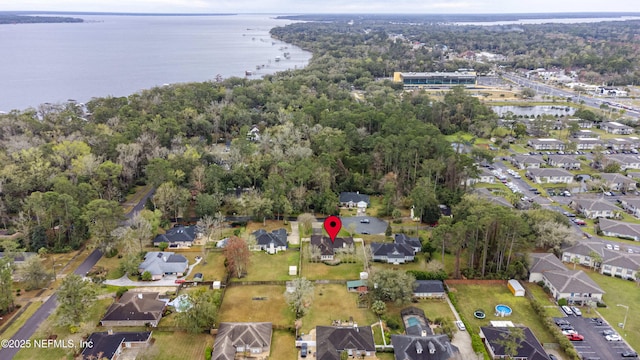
[152,225,197,245]
[543,270,604,295]
[599,218,640,239]
[370,243,414,257]
[547,155,580,165]
[316,326,375,360]
[529,253,567,274]
[81,331,151,360]
[391,334,459,360]
[562,241,605,258]
[480,327,549,360]
[527,168,574,177]
[138,252,188,276]
[571,198,620,212]
[598,172,636,184]
[252,228,288,247]
[101,292,165,324]
[394,234,421,249]
[211,322,272,360]
[310,235,354,256]
[413,280,445,294]
[339,192,370,204]
[513,155,545,164]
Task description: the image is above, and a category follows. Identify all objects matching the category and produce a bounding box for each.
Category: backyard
[218,285,294,327]
[231,249,300,281]
[138,331,213,360]
[300,242,364,280]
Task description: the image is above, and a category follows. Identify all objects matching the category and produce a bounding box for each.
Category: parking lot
[555,314,637,359]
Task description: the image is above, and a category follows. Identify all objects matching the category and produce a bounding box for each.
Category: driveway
[104,257,201,287]
[288,221,300,245]
[444,294,477,359]
[341,216,387,235]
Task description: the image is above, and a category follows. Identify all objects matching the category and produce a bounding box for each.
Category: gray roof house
[251,228,288,254]
[511,155,545,170]
[569,198,620,219]
[81,331,152,360]
[605,155,640,171]
[570,137,602,150]
[527,138,565,150]
[619,197,640,218]
[546,155,581,170]
[211,322,272,360]
[310,235,354,261]
[152,225,199,248]
[540,269,604,304]
[562,240,640,280]
[316,326,376,360]
[138,252,188,280]
[480,326,549,360]
[598,218,640,241]
[607,137,636,150]
[101,292,165,327]
[598,172,638,192]
[528,253,568,283]
[394,234,422,254]
[339,192,370,208]
[601,121,634,135]
[413,280,446,299]
[392,334,459,360]
[526,168,574,184]
[370,242,415,264]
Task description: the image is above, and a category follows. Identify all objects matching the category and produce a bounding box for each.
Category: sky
[0,0,638,14]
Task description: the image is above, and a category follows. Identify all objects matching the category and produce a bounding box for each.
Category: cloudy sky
[0,0,637,14]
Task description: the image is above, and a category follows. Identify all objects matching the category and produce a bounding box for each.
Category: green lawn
[271,330,297,359]
[137,331,213,360]
[218,285,294,327]
[0,301,43,341]
[233,250,300,281]
[300,242,364,280]
[301,284,377,333]
[189,250,226,281]
[449,283,555,343]
[586,269,640,348]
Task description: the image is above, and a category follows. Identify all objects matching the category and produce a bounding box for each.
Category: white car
[562,329,577,335]
[606,334,622,341]
[571,307,582,316]
[455,321,466,331]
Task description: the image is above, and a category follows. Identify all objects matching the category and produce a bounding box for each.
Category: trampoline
[474,309,486,319]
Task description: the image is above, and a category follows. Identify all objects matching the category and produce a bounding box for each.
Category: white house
[619,197,640,218]
[569,198,620,219]
[546,155,581,170]
[601,121,634,135]
[413,280,446,299]
[598,172,638,192]
[562,241,640,280]
[527,138,566,151]
[598,218,640,241]
[571,137,602,150]
[606,155,640,171]
[526,168,574,184]
[511,155,544,170]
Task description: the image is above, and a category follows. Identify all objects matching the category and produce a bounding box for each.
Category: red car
[566,333,584,341]
[174,278,186,284]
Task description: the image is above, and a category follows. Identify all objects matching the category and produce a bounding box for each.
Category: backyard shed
[508,279,525,297]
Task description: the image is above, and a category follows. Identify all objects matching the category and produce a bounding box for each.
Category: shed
[212,281,221,289]
[289,266,297,276]
[508,279,525,297]
[346,279,368,293]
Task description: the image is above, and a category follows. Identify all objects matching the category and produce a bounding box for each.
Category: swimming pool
[406,316,420,327]
[495,304,512,316]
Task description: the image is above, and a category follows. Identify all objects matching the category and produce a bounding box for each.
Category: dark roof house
[252,228,288,253]
[211,322,272,360]
[392,334,459,360]
[480,326,549,360]
[152,225,198,248]
[310,235,354,260]
[370,242,415,264]
[315,326,376,360]
[413,280,446,298]
[101,292,165,327]
[81,331,152,360]
[339,192,370,207]
[394,233,422,253]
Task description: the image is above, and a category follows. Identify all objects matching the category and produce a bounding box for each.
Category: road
[0,187,155,360]
[501,73,640,120]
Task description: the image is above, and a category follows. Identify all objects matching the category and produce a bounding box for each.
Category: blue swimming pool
[495,304,512,316]
[407,316,420,327]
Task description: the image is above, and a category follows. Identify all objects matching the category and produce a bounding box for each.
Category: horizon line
[3,11,640,16]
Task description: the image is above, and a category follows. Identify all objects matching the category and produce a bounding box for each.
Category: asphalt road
[558,315,635,359]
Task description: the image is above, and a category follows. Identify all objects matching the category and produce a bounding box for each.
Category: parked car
[571,307,582,316]
[606,244,613,250]
[562,305,574,316]
[175,278,186,284]
[573,219,586,226]
[622,351,639,358]
[301,343,308,358]
[548,355,558,360]
[555,318,570,326]
[455,321,466,331]
[566,333,584,341]
[606,334,622,341]
[559,325,574,331]
[562,330,577,336]
[614,244,620,251]
[602,329,616,336]
[193,272,203,282]
[360,218,370,224]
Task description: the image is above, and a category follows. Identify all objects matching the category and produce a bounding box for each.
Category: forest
[1,15,636,279]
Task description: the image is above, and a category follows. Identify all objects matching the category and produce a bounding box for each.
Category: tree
[154,181,190,220]
[521,88,536,99]
[224,236,251,278]
[284,277,315,319]
[141,271,152,281]
[176,287,220,333]
[196,212,224,261]
[369,270,415,305]
[371,300,386,316]
[297,213,316,237]
[83,199,124,253]
[56,274,97,326]
[588,250,603,271]
[17,255,52,290]
[158,242,169,251]
[0,257,14,313]
[571,257,580,270]
[495,327,525,358]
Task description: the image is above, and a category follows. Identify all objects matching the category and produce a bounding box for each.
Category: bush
[557,298,568,306]
[116,287,129,298]
[205,346,212,360]
[141,271,152,281]
[384,316,401,330]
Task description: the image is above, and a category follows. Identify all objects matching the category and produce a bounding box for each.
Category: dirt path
[288,221,300,245]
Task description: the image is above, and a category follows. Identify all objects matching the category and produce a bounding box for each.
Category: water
[0,14,311,111]
[492,105,575,117]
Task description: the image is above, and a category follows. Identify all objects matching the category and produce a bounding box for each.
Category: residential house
[339,192,370,209]
[511,155,544,170]
[392,307,459,360]
[598,172,638,192]
[571,137,602,150]
[413,280,446,299]
[346,279,368,293]
[316,325,376,360]
[598,218,640,241]
[569,198,620,219]
[601,121,634,135]
[528,253,568,283]
[527,138,566,151]
[480,326,549,360]
[0,252,35,266]
[546,155,581,170]
[246,125,261,142]
[310,235,354,261]
[401,307,432,336]
[526,168,574,184]
[607,138,635,151]
[152,225,199,248]
[604,155,640,171]
[138,252,188,280]
[211,322,272,359]
[251,228,288,254]
[370,243,415,264]
[619,197,640,218]
[627,171,640,182]
[573,129,599,138]
[394,234,422,254]
[539,269,604,304]
[101,292,165,327]
[562,240,640,280]
[81,331,152,360]
[466,167,495,185]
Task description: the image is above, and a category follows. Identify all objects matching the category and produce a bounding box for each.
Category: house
[601,121,634,135]
[607,138,635,151]
[527,138,566,151]
[310,235,354,261]
[370,243,415,264]
[605,155,640,171]
[546,155,581,170]
[528,253,568,283]
[598,218,640,241]
[392,307,459,360]
[480,326,549,360]
[394,234,422,254]
[511,155,544,170]
[81,331,152,360]
[598,172,638,192]
[246,125,261,142]
[413,280,445,299]
[619,197,640,218]
[211,322,272,359]
[571,137,602,150]
[572,129,599,139]
[101,292,165,327]
[138,252,188,280]
[466,167,495,185]
[569,198,620,219]
[539,269,604,304]
[339,192,370,209]
[0,251,35,265]
[152,225,198,248]
[562,240,640,280]
[251,228,288,254]
[316,325,376,360]
[526,168,573,184]
[346,279,368,293]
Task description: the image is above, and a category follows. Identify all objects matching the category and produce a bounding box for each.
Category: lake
[0,14,312,111]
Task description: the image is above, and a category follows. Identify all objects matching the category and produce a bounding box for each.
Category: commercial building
[393,71,477,89]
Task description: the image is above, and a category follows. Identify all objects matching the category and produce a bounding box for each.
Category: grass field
[232,250,300,281]
[271,330,298,359]
[301,284,377,333]
[188,250,226,281]
[300,242,364,280]
[449,283,555,343]
[140,331,214,360]
[218,285,294,327]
